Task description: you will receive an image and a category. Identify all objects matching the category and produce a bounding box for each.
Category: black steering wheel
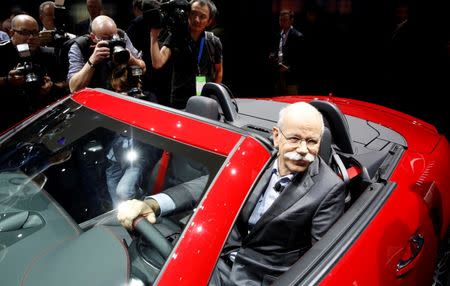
[133,217,173,260]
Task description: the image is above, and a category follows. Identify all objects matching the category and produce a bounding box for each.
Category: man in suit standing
[270,10,304,95]
[118,102,345,285]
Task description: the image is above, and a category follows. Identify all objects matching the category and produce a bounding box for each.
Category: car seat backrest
[310,100,354,154]
[147,96,220,194]
[319,126,332,165]
[186,94,220,121]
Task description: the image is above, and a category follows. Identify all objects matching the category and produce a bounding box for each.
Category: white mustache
[284,151,315,163]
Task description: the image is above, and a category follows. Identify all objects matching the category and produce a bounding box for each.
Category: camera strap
[195,35,206,96]
[197,35,205,74]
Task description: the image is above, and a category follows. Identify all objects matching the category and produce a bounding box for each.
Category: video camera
[98,32,130,65]
[15,44,44,89]
[142,0,190,35]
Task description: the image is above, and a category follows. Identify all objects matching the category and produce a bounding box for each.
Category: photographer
[148,0,223,109]
[0,14,63,131]
[38,1,76,47]
[68,15,145,92]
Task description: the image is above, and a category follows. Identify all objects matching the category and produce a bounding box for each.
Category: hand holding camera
[90,40,111,66]
[7,69,25,87]
[39,30,54,46]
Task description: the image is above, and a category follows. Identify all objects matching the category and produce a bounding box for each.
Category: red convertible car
[1,84,449,286]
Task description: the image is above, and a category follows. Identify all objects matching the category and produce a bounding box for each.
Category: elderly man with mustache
[118,101,345,286]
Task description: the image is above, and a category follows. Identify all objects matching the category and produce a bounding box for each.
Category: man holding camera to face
[0,14,63,131]
[147,0,223,109]
[68,15,145,92]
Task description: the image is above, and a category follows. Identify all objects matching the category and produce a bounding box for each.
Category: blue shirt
[248,160,293,230]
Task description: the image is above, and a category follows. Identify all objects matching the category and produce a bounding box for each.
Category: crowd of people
[0,0,223,131]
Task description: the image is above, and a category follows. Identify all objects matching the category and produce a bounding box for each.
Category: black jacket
[224,156,345,285]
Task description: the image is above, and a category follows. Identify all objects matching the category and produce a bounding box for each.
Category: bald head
[278,102,324,136]
[90,15,117,41]
[11,14,38,32]
[11,14,40,52]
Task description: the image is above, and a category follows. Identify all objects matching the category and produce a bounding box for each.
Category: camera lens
[112,46,130,64]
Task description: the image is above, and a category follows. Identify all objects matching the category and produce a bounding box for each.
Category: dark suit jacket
[164,156,345,286]
[276,27,304,85]
[224,156,345,285]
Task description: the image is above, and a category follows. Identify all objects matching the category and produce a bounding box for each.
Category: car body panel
[72,89,242,156]
[158,137,272,285]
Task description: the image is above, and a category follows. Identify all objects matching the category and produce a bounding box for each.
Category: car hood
[268,96,441,154]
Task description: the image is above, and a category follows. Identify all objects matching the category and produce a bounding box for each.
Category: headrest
[319,126,332,164]
[185,96,220,121]
[310,100,354,154]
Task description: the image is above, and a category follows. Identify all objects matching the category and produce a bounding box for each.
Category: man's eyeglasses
[94,33,117,42]
[278,128,319,148]
[13,29,39,37]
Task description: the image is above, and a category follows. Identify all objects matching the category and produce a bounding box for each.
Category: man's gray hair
[277,102,325,136]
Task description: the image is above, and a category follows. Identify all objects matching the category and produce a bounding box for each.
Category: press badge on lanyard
[196,36,206,96]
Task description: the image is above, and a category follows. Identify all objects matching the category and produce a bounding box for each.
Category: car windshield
[0,98,226,225]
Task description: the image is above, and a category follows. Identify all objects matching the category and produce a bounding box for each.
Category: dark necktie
[274,176,291,192]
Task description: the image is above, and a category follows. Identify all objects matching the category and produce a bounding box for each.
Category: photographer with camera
[68,15,145,92]
[0,14,63,131]
[147,0,223,109]
[39,1,75,47]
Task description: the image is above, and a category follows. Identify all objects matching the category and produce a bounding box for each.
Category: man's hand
[39,30,54,46]
[278,63,289,73]
[39,76,53,95]
[89,40,110,65]
[8,69,25,87]
[150,28,162,39]
[117,199,160,230]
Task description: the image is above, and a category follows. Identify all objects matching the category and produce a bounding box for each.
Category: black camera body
[15,44,44,89]
[127,65,145,98]
[53,4,68,43]
[143,0,190,34]
[98,33,130,65]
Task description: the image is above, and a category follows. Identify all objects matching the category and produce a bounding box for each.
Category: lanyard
[197,36,205,73]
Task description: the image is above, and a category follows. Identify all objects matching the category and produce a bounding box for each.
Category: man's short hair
[280,10,295,21]
[132,0,143,11]
[190,0,218,19]
[39,1,55,16]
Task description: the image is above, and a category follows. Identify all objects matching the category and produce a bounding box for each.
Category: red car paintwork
[72,89,241,156]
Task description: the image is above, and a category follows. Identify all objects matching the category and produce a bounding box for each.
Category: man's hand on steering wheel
[117,198,161,229]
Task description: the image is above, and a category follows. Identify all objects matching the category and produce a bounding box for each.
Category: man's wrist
[144,198,161,217]
[87,59,95,69]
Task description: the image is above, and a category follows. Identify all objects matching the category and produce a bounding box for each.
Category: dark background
[1,0,449,138]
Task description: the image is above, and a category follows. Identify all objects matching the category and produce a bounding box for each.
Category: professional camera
[15,44,44,89]
[53,0,69,42]
[142,0,190,34]
[98,32,130,65]
[127,65,145,98]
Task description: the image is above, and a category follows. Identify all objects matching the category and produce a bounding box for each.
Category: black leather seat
[146,96,220,194]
